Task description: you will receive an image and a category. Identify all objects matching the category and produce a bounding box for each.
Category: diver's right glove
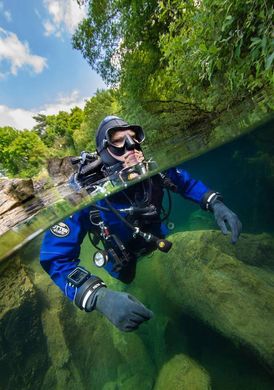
[93,288,153,332]
[68,267,153,332]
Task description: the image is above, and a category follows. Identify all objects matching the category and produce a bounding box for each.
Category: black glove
[211,200,242,244]
[93,288,153,332]
[69,267,153,332]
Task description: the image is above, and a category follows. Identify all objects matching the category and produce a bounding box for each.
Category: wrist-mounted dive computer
[67,266,91,287]
[67,266,107,312]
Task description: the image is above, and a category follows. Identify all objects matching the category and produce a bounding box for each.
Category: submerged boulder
[145,230,274,373]
[154,354,211,390]
[0,256,48,390]
[0,243,156,389]
[60,297,155,390]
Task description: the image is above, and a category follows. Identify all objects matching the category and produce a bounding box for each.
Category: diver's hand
[94,288,153,332]
[211,200,242,244]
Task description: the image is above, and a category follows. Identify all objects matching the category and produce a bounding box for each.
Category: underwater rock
[147,230,274,373]
[0,246,155,389]
[27,261,85,390]
[60,302,155,390]
[0,256,48,390]
[154,354,211,390]
[111,329,155,389]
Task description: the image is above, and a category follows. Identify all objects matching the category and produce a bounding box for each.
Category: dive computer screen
[67,267,90,287]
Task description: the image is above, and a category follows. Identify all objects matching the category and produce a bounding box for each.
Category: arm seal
[201,191,223,211]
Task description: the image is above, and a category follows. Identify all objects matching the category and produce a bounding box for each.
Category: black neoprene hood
[96,116,143,153]
[95,116,144,168]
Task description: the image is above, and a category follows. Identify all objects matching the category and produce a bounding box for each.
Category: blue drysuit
[40,166,210,300]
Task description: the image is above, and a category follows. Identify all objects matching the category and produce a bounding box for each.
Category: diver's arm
[166,166,242,243]
[40,206,153,331]
[40,207,91,300]
[166,166,212,206]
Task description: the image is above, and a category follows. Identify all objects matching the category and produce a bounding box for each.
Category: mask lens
[106,127,145,150]
[135,128,145,143]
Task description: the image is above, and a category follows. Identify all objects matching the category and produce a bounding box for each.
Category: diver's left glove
[210,199,242,244]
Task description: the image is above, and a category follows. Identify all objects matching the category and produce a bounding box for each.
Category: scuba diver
[40,116,242,332]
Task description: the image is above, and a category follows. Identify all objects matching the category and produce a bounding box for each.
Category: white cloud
[39,90,87,116]
[0,91,88,130]
[4,10,12,22]
[42,0,86,38]
[43,20,56,36]
[0,2,12,22]
[0,28,47,76]
[0,105,37,130]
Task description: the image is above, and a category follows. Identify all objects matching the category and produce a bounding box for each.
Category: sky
[0,0,106,130]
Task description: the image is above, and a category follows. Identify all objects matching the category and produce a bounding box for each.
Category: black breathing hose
[104,198,172,253]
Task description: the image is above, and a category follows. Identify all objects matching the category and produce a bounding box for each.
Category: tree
[73,89,121,153]
[72,0,167,86]
[69,107,84,132]
[32,113,48,137]
[33,110,79,154]
[156,0,274,109]
[0,129,48,177]
[0,126,19,175]
[73,0,273,134]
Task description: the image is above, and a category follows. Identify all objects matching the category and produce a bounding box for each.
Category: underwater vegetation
[1,228,274,389]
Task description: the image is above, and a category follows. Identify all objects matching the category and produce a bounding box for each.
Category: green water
[0,110,274,389]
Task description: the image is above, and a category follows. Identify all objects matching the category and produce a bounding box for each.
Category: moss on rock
[0,256,49,390]
[139,230,274,373]
[60,303,155,389]
[154,354,211,390]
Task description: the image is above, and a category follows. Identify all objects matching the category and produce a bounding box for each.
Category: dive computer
[67,266,91,287]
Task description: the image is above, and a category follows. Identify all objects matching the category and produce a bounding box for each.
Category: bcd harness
[88,173,177,272]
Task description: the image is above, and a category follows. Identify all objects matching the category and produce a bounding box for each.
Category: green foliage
[0,126,19,176]
[33,111,75,153]
[74,89,121,152]
[2,0,273,177]
[72,0,166,85]
[0,90,120,178]
[72,1,121,84]
[0,128,48,177]
[157,0,274,109]
[73,0,273,132]
[32,93,120,157]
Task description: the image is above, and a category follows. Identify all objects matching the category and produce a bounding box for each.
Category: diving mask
[104,128,145,156]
